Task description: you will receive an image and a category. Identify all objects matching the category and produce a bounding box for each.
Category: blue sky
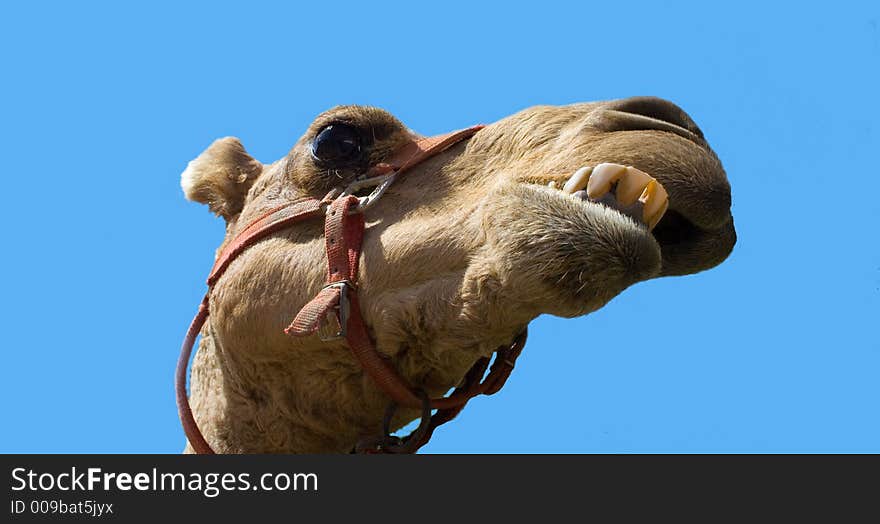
[1,2,877,453]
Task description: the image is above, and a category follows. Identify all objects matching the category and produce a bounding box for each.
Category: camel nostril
[601,97,706,143]
[609,97,705,138]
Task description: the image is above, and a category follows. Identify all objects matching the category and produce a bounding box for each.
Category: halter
[176,125,528,454]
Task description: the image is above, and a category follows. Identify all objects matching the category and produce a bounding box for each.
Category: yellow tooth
[562,166,593,194]
[640,179,670,231]
[548,181,558,190]
[616,166,655,205]
[587,163,627,198]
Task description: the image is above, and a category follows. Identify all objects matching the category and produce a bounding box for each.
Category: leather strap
[287,196,431,407]
[379,125,485,173]
[208,198,324,287]
[286,195,363,336]
[177,124,527,454]
[176,295,213,454]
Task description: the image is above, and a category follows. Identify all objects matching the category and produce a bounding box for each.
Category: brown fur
[181,97,736,453]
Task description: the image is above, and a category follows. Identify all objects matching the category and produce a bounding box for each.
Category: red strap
[285,287,341,336]
[378,125,484,174]
[175,295,215,454]
[286,196,426,406]
[355,328,528,454]
[344,292,424,407]
[208,198,324,286]
[286,196,363,336]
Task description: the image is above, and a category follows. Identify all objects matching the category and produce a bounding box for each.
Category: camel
[179,97,736,453]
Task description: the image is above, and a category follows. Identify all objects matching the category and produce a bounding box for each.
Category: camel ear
[180,137,263,220]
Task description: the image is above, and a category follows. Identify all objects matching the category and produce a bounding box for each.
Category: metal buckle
[318,281,351,342]
[339,171,398,213]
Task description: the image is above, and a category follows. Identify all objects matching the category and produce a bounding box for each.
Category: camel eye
[311,124,362,164]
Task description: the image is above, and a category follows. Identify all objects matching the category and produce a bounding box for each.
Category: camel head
[180,97,736,453]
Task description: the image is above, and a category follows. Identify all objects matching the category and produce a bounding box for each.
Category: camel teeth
[562,166,593,194]
[548,181,558,189]
[586,163,627,199]
[615,166,655,205]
